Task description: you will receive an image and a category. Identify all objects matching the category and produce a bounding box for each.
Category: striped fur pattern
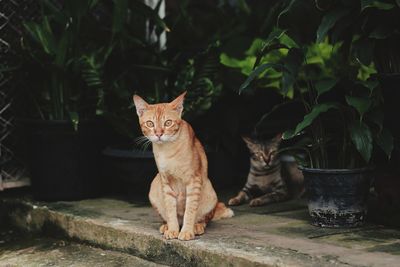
[133,92,233,241]
[229,135,304,207]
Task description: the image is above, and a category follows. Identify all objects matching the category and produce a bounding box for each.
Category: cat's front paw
[178,230,195,241]
[228,197,242,206]
[159,224,168,234]
[164,229,179,239]
[194,223,205,235]
[249,198,264,207]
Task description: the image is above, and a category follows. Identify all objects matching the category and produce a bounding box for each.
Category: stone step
[1,196,400,267]
[0,225,166,267]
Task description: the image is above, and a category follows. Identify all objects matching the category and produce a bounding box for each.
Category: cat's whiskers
[134,136,153,151]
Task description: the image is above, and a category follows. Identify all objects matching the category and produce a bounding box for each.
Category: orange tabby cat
[133,92,234,241]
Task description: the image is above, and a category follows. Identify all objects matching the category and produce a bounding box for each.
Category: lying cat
[133,92,234,241]
[229,134,304,207]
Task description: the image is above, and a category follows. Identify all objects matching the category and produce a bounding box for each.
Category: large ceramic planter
[301,167,372,228]
[22,118,110,201]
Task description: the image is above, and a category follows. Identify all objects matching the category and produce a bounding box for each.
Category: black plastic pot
[22,118,110,201]
[301,167,372,228]
[102,146,235,195]
[102,147,158,196]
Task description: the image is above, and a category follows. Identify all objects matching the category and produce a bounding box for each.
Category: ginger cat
[133,92,234,241]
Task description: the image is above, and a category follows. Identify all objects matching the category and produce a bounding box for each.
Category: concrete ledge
[2,197,400,267]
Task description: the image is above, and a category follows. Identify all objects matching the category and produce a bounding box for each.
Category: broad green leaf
[245,38,265,56]
[361,0,395,10]
[349,121,373,163]
[23,20,56,55]
[357,63,377,81]
[219,53,256,75]
[359,80,379,94]
[397,0,400,8]
[282,48,303,94]
[286,103,338,138]
[279,33,299,49]
[283,128,296,140]
[265,28,287,46]
[345,95,372,118]
[315,78,338,98]
[55,31,70,67]
[367,109,384,130]
[317,8,350,43]
[376,128,394,159]
[239,63,286,93]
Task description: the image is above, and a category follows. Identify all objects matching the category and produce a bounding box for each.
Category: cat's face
[133,92,186,144]
[243,134,282,168]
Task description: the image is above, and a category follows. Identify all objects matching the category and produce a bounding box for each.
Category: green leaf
[316,8,350,43]
[397,0,400,8]
[349,121,373,163]
[376,128,394,159]
[55,31,70,67]
[345,96,372,118]
[360,80,379,94]
[282,48,303,94]
[265,28,287,46]
[283,128,296,140]
[23,19,56,55]
[239,63,286,93]
[220,53,256,75]
[246,38,265,56]
[361,0,395,10]
[367,109,384,130]
[285,103,338,139]
[315,78,338,98]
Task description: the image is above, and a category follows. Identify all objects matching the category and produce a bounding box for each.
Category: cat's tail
[212,202,234,221]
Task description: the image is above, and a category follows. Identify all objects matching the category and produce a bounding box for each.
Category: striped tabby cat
[229,134,304,207]
[133,92,234,241]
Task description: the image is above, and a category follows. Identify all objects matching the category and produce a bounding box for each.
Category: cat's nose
[155,130,164,138]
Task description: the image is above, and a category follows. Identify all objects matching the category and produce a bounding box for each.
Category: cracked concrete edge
[1,199,306,267]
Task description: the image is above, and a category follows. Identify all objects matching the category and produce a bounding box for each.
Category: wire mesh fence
[0,0,39,190]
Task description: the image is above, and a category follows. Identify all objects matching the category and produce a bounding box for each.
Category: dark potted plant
[19,0,110,201]
[19,0,169,200]
[312,0,400,173]
[234,20,393,227]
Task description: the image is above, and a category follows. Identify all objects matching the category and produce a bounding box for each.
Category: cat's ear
[270,133,283,148]
[169,91,186,116]
[272,133,283,144]
[133,95,148,117]
[242,136,256,148]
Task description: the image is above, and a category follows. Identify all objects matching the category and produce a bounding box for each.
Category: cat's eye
[146,121,154,127]
[164,120,172,127]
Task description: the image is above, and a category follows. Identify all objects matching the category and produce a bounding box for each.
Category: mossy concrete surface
[1,195,400,267]
[0,225,166,267]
